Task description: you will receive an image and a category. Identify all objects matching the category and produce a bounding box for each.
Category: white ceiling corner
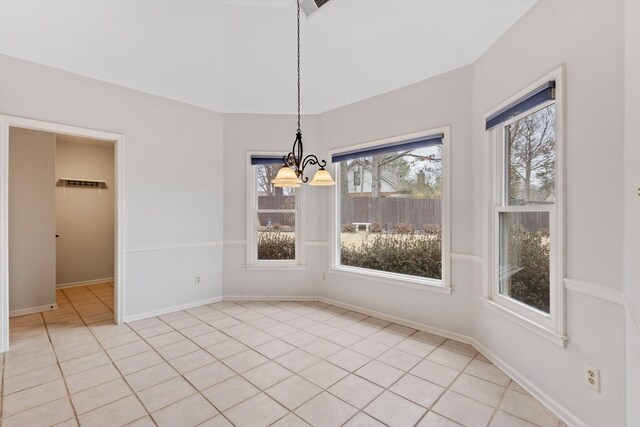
[0,0,536,114]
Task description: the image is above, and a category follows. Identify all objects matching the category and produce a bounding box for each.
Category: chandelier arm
[301,154,327,171]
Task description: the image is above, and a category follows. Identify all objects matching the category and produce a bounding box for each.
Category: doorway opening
[0,116,124,352]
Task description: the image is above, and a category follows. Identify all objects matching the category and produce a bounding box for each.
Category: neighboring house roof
[346,159,401,190]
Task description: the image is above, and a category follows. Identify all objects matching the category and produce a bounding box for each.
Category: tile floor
[1,284,568,427]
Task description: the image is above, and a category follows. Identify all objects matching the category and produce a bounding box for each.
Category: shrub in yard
[341,233,441,279]
[342,224,356,233]
[393,223,414,234]
[505,225,550,313]
[258,232,295,260]
[422,224,441,236]
[370,222,384,233]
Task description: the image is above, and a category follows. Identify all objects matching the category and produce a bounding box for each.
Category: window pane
[506,104,556,205]
[339,145,442,279]
[498,211,550,313]
[257,213,295,260]
[256,164,296,209]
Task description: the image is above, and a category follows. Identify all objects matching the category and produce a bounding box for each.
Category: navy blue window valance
[485,81,556,130]
[331,133,443,164]
[250,155,284,166]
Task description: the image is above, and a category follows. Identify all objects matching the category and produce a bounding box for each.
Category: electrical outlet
[585,364,600,392]
[194,275,201,286]
[322,273,326,281]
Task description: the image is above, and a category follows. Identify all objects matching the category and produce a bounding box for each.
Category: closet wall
[55,138,115,286]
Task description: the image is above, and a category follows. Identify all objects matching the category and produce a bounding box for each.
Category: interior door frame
[0,115,125,352]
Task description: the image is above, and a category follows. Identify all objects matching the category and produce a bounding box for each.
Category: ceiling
[0,0,536,114]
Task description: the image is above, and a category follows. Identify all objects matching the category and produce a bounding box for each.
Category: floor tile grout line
[66,287,156,426]
[39,310,81,426]
[6,295,554,427]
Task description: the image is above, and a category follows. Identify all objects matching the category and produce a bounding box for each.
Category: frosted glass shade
[309,168,336,186]
[273,166,302,187]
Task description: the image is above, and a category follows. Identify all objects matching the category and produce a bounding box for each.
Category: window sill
[244,264,306,271]
[327,266,452,295]
[480,297,567,348]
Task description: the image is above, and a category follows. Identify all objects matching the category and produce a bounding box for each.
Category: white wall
[319,65,475,336]
[624,1,640,425]
[55,139,115,285]
[471,1,627,425]
[0,54,225,318]
[8,128,56,314]
[222,113,328,298]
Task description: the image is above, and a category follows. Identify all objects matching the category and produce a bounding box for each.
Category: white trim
[244,265,306,271]
[329,126,452,289]
[224,295,318,302]
[123,296,223,323]
[564,278,624,305]
[318,297,473,344]
[0,115,125,352]
[126,241,223,253]
[451,252,483,263]
[327,267,452,295]
[483,66,566,340]
[223,240,327,247]
[480,297,567,347]
[9,303,58,318]
[225,240,247,246]
[57,278,114,289]
[624,295,640,336]
[471,339,586,427]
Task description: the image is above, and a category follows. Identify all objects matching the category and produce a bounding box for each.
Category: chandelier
[272,0,335,188]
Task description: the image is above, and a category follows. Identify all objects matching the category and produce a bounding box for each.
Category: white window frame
[482,67,567,347]
[329,127,451,294]
[246,152,304,269]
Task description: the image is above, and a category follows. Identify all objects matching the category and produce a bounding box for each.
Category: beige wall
[55,139,115,285]
[9,128,56,313]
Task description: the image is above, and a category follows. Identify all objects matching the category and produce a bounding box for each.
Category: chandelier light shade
[273,165,302,187]
[275,0,335,188]
[309,167,336,186]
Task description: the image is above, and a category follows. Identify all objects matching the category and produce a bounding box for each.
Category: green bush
[505,225,550,313]
[341,233,442,279]
[258,232,295,260]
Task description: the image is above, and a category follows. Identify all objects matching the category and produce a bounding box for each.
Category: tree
[507,105,556,203]
[257,164,283,196]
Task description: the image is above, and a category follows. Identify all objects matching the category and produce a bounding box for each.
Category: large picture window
[247,155,300,266]
[486,72,565,343]
[332,131,450,288]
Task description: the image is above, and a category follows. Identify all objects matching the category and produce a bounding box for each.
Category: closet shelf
[57,178,108,188]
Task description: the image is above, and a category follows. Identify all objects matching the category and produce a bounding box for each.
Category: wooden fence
[341,197,441,231]
[258,195,549,232]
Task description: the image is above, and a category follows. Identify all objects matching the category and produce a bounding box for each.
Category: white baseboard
[318,297,474,345]
[10,303,58,317]
[119,292,581,426]
[471,339,585,427]
[56,277,114,289]
[123,296,223,323]
[223,295,318,302]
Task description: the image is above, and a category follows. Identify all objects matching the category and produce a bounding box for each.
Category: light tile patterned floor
[0,284,567,427]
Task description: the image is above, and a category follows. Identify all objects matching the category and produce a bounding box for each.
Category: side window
[248,156,300,266]
[486,76,564,339]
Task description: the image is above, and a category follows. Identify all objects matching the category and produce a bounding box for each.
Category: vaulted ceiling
[0,0,536,114]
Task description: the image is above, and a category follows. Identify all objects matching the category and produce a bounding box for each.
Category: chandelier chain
[297,0,301,131]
